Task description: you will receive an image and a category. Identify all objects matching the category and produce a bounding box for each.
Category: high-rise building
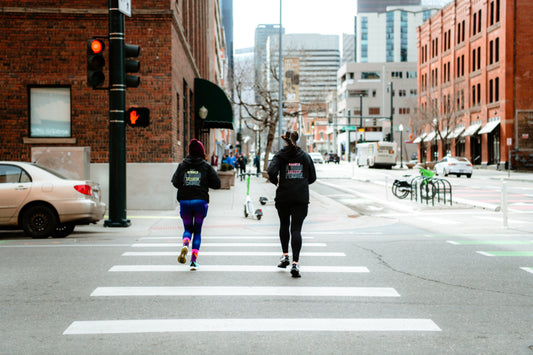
[267,34,340,105]
[356,5,436,63]
[357,0,421,13]
[254,24,284,92]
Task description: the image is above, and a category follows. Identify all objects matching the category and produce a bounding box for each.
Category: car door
[0,164,32,223]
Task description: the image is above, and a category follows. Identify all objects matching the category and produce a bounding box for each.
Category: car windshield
[455,157,469,162]
[31,163,68,179]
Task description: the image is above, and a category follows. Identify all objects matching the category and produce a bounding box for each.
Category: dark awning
[194,78,234,129]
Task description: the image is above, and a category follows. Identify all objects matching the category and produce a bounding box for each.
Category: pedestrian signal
[127,107,150,127]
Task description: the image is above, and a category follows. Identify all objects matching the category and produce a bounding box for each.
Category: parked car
[0,162,106,238]
[434,156,473,178]
[326,153,340,164]
[309,152,325,164]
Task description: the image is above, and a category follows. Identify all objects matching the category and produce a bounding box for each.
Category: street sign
[507,138,512,146]
[118,0,131,17]
[342,126,357,131]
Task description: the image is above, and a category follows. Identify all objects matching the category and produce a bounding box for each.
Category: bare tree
[416,85,464,159]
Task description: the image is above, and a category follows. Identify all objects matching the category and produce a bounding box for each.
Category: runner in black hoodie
[172,139,221,270]
[267,131,316,277]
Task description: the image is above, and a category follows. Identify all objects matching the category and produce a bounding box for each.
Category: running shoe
[290,263,301,278]
[177,245,188,264]
[190,261,198,270]
[277,255,290,268]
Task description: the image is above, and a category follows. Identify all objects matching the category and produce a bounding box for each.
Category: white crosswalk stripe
[64,234,441,335]
[109,265,368,273]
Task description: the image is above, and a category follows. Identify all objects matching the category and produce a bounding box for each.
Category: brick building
[0,1,233,208]
[416,0,533,168]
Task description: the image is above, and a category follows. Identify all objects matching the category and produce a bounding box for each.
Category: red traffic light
[127,107,150,127]
[89,39,105,54]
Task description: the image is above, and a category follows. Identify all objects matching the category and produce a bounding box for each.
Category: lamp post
[277,0,283,150]
[399,124,404,168]
[433,118,438,161]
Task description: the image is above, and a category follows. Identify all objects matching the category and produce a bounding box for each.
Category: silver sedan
[434,156,473,178]
[0,162,105,238]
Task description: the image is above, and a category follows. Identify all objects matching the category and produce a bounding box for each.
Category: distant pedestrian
[228,152,237,168]
[210,152,218,168]
[171,139,221,270]
[253,153,261,176]
[238,153,247,176]
[267,131,316,278]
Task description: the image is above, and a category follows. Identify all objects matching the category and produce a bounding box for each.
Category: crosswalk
[63,234,441,335]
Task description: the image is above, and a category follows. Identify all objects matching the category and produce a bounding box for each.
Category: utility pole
[105,0,130,227]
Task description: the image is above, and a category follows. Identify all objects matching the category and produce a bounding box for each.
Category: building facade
[417,0,533,168]
[358,0,421,13]
[0,0,232,208]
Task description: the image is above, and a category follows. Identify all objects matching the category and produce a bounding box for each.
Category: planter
[217,170,235,189]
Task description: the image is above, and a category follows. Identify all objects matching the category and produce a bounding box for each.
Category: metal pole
[502,179,508,228]
[359,94,363,142]
[105,0,130,227]
[277,0,283,150]
[400,129,403,168]
[389,81,393,142]
[347,111,351,162]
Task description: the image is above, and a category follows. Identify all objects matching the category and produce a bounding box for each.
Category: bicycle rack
[409,176,452,206]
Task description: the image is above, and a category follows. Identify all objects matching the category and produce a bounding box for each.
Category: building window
[386,12,394,62]
[495,77,500,101]
[489,40,494,64]
[496,0,500,23]
[473,12,477,35]
[391,71,403,79]
[29,86,71,138]
[369,107,380,115]
[361,72,380,79]
[495,38,500,62]
[407,71,417,79]
[489,79,494,103]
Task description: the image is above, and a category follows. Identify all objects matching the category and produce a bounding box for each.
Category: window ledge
[23,137,76,144]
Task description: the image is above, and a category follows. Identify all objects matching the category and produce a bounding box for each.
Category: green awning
[194,78,234,129]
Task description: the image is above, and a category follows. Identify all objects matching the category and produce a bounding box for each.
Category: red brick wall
[0,0,216,163]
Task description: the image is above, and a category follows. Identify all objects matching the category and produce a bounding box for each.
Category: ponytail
[281,131,299,151]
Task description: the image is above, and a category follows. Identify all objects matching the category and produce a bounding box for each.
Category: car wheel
[444,169,449,177]
[52,222,75,238]
[466,174,472,178]
[21,205,58,239]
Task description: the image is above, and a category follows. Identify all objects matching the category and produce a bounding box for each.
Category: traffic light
[124,43,140,88]
[87,39,106,88]
[126,107,150,127]
[311,121,315,129]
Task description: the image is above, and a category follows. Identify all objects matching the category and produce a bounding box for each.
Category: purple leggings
[180,199,209,251]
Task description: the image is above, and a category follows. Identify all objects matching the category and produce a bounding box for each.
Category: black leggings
[275,203,308,263]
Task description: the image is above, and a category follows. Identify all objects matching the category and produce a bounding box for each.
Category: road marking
[476,251,533,257]
[131,243,326,248]
[91,286,400,297]
[64,318,441,334]
[139,236,314,240]
[122,251,346,256]
[0,244,132,248]
[109,265,368,273]
[447,240,533,245]
[520,267,533,274]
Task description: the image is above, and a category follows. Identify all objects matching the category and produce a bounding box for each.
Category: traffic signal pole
[104,0,130,227]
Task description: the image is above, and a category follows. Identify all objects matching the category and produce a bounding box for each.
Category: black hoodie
[267,146,316,205]
[171,156,221,202]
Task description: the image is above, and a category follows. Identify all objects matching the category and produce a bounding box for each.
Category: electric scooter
[243,173,263,220]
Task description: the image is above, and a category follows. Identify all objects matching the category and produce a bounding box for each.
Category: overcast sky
[232,0,451,50]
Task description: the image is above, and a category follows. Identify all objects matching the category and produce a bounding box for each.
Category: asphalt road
[1,163,532,354]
